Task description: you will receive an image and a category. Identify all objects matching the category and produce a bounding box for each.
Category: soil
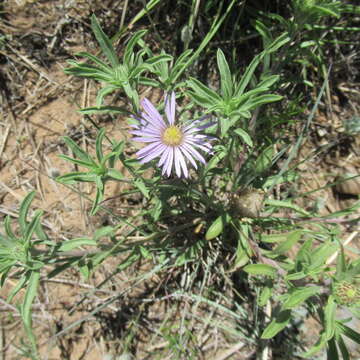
[0,1,359,360]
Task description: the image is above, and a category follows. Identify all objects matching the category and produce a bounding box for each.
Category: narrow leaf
[19,191,36,234]
[205,213,231,240]
[58,238,97,252]
[324,295,337,340]
[91,15,118,67]
[243,264,277,277]
[95,128,106,162]
[62,136,94,164]
[261,310,292,339]
[21,270,40,329]
[282,286,321,310]
[217,49,233,99]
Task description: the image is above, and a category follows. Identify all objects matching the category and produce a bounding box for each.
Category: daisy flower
[131,92,214,178]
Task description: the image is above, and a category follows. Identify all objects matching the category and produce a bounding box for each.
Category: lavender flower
[131,92,213,178]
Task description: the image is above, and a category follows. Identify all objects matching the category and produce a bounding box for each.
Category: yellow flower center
[162,126,183,146]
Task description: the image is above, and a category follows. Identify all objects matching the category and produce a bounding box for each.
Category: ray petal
[182,143,206,164]
[176,147,188,178]
[158,146,171,167]
[137,141,163,158]
[139,143,166,163]
[165,147,174,177]
[179,145,197,169]
[174,147,181,177]
[141,98,166,129]
[165,92,176,125]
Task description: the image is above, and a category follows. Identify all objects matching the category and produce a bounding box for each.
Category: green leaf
[21,270,40,329]
[4,215,16,241]
[74,51,113,73]
[124,30,147,66]
[257,74,280,89]
[261,310,291,339]
[327,337,339,360]
[266,32,290,54]
[243,264,277,277]
[62,136,94,164]
[107,168,124,180]
[313,5,340,18]
[79,105,131,115]
[258,285,273,307]
[7,273,29,303]
[19,191,36,234]
[235,52,265,97]
[336,322,360,344]
[187,77,222,105]
[235,33,289,97]
[271,230,303,255]
[324,295,337,340]
[91,15,118,68]
[265,199,311,216]
[95,85,118,107]
[90,176,104,216]
[205,213,231,240]
[233,128,253,147]
[146,54,173,65]
[56,172,97,184]
[241,94,282,111]
[95,128,106,162]
[261,230,302,243]
[282,286,321,310]
[336,334,350,360]
[255,145,274,174]
[58,155,95,169]
[217,49,233,99]
[64,62,114,81]
[23,210,43,246]
[170,49,193,80]
[204,146,226,173]
[309,243,338,270]
[93,226,114,241]
[139,77,161,88]
[58,238,97,252]
[134,178,150,199]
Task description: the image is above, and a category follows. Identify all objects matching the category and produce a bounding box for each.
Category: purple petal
[175,147,188,178]
[179,146,197,169]
[141,98,166,129]
[139,143,166,163]
[182,143,206,164]
[165,92,176,125]
[137,141,163,158]
[132,136,158,143]
[131,129,162,137]
[164,147,174,177]
[174,147,181,177]
[189,141,213,154]
[158,146,170,167]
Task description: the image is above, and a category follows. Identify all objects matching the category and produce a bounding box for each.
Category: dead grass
[0,1,359,359]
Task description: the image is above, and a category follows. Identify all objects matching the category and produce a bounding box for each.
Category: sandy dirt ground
[0,1,359,359]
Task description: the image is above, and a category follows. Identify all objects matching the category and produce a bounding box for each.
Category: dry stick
[6,44,59,86]
[120,0,129,30]
[0,124,10,159]
[326,230,359,265]
[261,300,272,360]
[0,181,23,201]
[0,320,4,360]
[214,342,246,360]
